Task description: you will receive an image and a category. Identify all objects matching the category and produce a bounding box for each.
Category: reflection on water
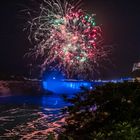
[0,94,68,139]
[42,95,67,108]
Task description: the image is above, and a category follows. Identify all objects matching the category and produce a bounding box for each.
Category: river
[0,94,69,139]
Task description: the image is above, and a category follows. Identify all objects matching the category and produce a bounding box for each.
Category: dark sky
[0,0,140,79]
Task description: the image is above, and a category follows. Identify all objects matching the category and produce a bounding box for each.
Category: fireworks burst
[26,0,109,79]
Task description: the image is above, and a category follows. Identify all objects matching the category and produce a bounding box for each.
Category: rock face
[0,80,43,96]
[0,81,11,97]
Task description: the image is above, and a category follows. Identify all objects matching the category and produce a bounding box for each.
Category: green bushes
[59,82,140,140]
[89,122,140,140]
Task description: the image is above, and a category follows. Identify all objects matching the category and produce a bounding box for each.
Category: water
[0,80,105,139]
[0,94,69,139]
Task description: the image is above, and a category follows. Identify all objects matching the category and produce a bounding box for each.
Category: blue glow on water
[41,75,133,108]
[43,79,94,94]
[42,72,133,94]
[42,71,93,94]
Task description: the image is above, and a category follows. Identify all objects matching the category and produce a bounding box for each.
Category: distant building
[132,62,140,81]
[132,62,140,72]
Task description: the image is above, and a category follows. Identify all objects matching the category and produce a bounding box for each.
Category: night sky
[0,0,140,79]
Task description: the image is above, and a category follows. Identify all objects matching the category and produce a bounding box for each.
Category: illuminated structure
[132,62,140,81]
[42,77,132,94]
[132,62,140,72]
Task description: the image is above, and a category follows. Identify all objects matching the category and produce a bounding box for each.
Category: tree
[59,82,140,140]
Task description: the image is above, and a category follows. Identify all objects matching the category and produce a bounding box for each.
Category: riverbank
[0,80,50,97]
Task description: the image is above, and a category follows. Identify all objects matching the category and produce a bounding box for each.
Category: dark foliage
[59,82,140,140]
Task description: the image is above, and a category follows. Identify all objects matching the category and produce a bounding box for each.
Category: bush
[59,82,140,140]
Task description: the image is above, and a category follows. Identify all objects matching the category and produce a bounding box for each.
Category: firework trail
[26,0,109,79]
